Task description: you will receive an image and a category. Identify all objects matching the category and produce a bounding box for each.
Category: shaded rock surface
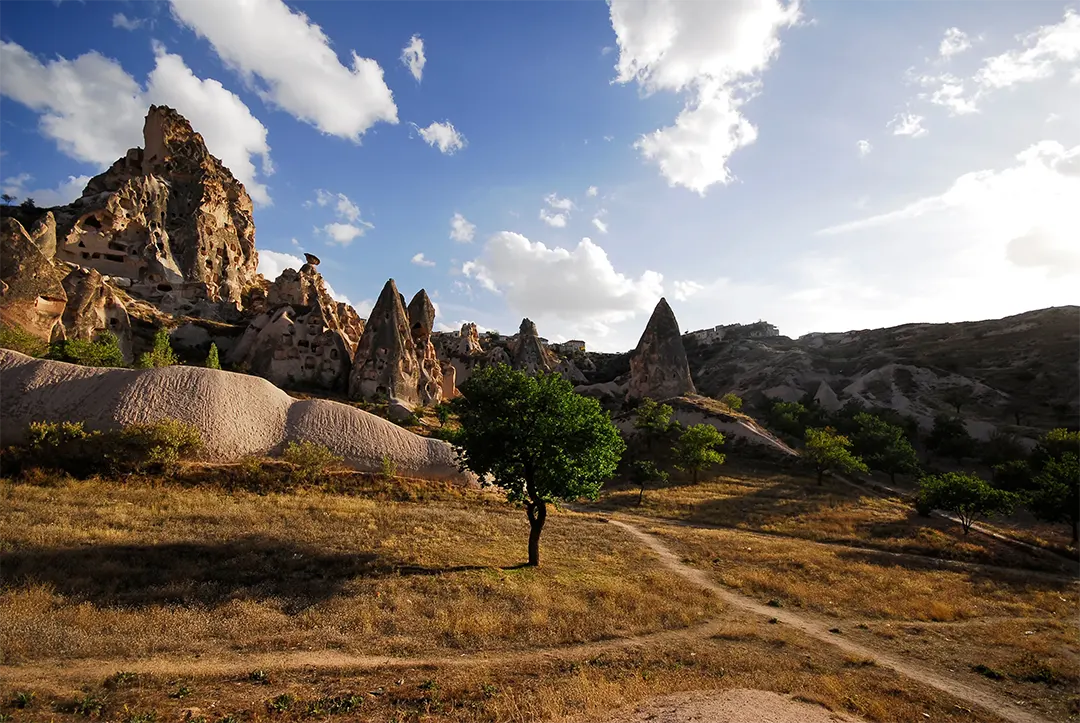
[628,298,696,400]
[0,216,68,341]
[407,289,444,405]
[349,279,420,404]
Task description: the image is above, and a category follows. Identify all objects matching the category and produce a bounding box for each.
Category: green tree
[851,413,920,483]
[45,331,126,367]
[672,424,725,483]
[19,197,36,210]
[630,459,668,505]
[1,193,15,205]
[916,472,1016,534]
[803,427,868,485]
[766,400,809,438]
[979,430,1029,468]
[1031,428,1079,468]
[720,393,743,411]
[926,414,977,462]
[451,364,625,566]
[991,459,1036,494]
[137,328,178,368]
[1028,452,1080,543]
[633,397,678,453]
[942,384,974,414]
[205,343,221,369]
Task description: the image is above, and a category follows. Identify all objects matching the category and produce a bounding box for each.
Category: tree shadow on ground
[1,536,522,612]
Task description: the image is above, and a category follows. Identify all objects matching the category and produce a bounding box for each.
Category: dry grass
[0,615,1010,723]
[591,462,1075,573]
[0,474,720,663]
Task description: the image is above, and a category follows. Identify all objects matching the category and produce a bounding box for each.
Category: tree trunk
[526,499,547,567]
[638,484,645,506]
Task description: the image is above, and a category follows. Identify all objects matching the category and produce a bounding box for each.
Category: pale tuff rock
[349,278,421,405]
[509,317,557,374]
[60,267,134,365]
[407,289,444,405]
[813,380,841,412]
[0,216,67,342]
[628,297,696,400]
[229,261,354,392]
[52,105,259,316]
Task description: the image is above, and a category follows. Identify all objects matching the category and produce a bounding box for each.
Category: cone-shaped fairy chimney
[628,297,696,400]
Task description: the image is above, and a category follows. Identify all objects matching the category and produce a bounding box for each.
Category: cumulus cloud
[887,112,928,137]
[414,121,466,154]
[609,0,800,194]
[311,188,361,222]
[938,27,971,58]
[258,249,353,304]
[545,193,574,212]
[168,0,398,141]
[461,232,663,335]
[1,173,91,207]
[449,212,476,243]
[320,222,368,246]
[401,34,426,82]
[672,280,704,301]
[307,189,372,246]
[591,217,609,234]
[411,252,436,267]
[857,139,872,157]
[539,209,568,228]
[0,40,273,205]
[112,13,146,31]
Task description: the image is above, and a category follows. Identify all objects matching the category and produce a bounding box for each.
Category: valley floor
[1,463,1076,723]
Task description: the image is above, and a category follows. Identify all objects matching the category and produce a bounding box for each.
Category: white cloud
[462,232,663,336]
[320,222,368,246]
[168,0,398,141]
[411,252,436,267]
[591,216,609,234]
[857,139,872,157]
[290,237,302,248]
[311,188,362,223]
[0,40,273,205]
[887,112,928,137]
[974,10,1080,90]
[609,0,800,194]
[672,280,704,301]
[401,34,426,82]
[544,193,575,212]
[939,27,971,59]
[112,13,146,31]
[586,185,598,197]
[415,121,466,154]
[539,209,568,228]
[449,212,476,243]
[603,135,614,142]
[258,248,353,305]
[1,174,91,207]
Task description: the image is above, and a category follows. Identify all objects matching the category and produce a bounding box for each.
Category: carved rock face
[407,289,444,405]
[61,267,134,365]
[52,105,259,317]
[510,317,557,374]
[0,217,67,342]
[348,278,421,404]
[628,297,696,400]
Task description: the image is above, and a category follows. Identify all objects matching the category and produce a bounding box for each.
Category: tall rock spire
[628,297,696,400]
[348,279,420,404]
[408,289,444,405]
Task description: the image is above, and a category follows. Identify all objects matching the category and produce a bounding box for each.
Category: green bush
[45,331,126,367]
[205,343,221,369]
[720,393,743,411]
[380,454,398,481]
[14,419,201,477]
[0,323,47,357]
[434,401,453,425]
[281,440,342,483]
[137,328,178,368]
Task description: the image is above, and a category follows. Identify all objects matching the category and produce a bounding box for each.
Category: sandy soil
[589,688,859,723]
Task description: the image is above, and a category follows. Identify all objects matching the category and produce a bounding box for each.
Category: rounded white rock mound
[0,350,469,483]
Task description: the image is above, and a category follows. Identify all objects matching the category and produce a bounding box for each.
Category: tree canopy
[803,427,868,484]
[851,412,920,482]
[916,472,1016,534]
[1028,452,1080,543]
[672,424,725,483]
[633,397,678,452]
[137,328,178,369]
[451,364,625,566]
[926,414,977,462]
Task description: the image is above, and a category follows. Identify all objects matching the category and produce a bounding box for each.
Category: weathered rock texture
[50,105,259,316]
[229,261,354,391]
[349,279,420,404]
[407,289,444,405]
[628,298,696,400]
[60,267,135,365]
[0,349,470,483]
[0,217,68,341]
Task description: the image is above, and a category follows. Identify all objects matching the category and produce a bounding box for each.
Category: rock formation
[60,267,134,364]
[229,259,354,391]
[628,298,696,400]
[348,279,420,405]
[49,105,259,317]
[407,289,444,405]
[509,318,556,374]
[0,216,68,341]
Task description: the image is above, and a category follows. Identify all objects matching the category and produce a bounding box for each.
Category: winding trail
[0,519,1057,723]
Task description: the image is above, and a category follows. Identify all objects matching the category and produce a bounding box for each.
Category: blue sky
[1,1,1077,351]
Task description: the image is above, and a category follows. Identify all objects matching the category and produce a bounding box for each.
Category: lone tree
[630,459,668,505]
[720,393,743,411]
[1,193,15,205]
[205,343,221,369]
[137,328,178,368]
[851,413,920,483]
[452,364,625,567]
[672,424,725,483]
[633,397,678,453]
[1028,452,1080,544]
[803,427,868,484]
[916,472,1016,534]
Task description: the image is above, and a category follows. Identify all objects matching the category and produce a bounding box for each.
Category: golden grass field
[0,460,1076,723]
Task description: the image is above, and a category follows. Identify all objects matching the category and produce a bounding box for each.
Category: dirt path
[607,519,1053,723]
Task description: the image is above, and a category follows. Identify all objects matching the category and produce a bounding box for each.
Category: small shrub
[972,664,1004,680]
[381,454,398,481]
[104,671,139,690]
[10,691,35,709]
[46,331,126,367]
[0,323,47,357]
[205,343,221,369]
[434,402,453,425]
[267,694,294,713]
[169,683,192,699]
[281,440,342,483]
[72,693,107,717]
[136,328,178,368]
[112,419,202,475]
[248,670,270,685]
[720,393,743,411]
